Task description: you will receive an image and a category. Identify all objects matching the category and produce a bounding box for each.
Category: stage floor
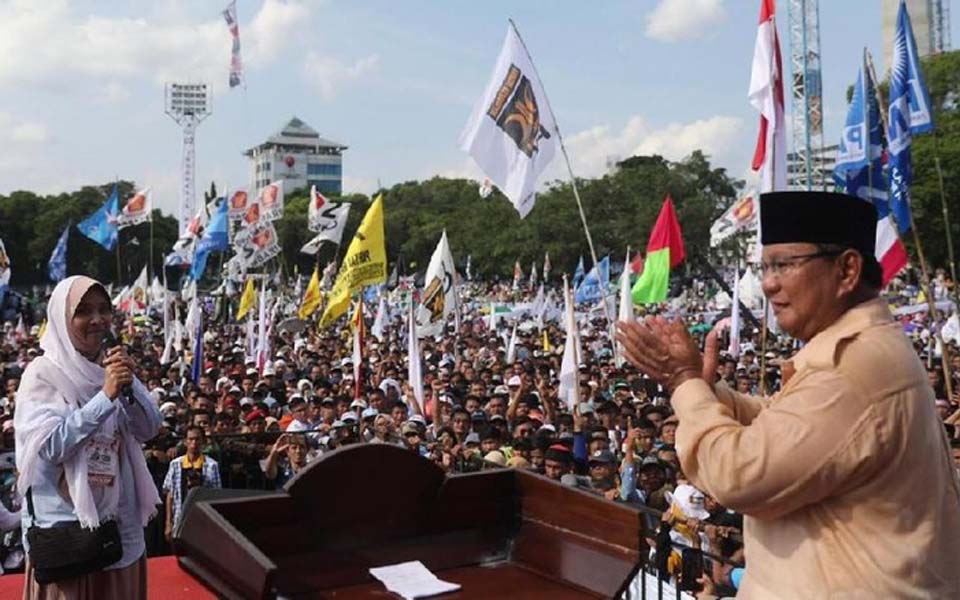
[0,556,216,599]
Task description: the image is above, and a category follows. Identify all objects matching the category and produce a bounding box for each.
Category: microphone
[102,330,134,405]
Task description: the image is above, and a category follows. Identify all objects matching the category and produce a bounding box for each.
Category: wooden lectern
[175,444,646,599]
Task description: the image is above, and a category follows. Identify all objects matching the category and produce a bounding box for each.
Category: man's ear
[836,249,863,297]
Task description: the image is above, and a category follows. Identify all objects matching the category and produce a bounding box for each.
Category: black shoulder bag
[25,488,123,584]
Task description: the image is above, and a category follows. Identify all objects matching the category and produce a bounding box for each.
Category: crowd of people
[0,261,958,597]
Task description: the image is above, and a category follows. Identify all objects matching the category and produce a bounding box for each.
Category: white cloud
[99,82,131,105]
[302,53,380,99]
[645,0,726,42]
[9,121,49,144]
[0,0,310,91]
[563,114,744,178]
[0,112,49,146]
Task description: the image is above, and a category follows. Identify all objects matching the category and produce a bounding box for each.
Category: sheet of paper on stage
[369,560,461,599]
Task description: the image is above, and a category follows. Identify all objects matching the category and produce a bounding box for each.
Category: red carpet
[0,556,216,599]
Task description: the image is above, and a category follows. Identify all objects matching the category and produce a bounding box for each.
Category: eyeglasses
[760,250,841,278]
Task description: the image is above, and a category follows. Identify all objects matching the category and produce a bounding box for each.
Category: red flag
[630,252,644,275]
[748,0,786,192]
[646,195,686,268]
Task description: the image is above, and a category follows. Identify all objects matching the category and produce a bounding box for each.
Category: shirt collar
[792,297,893,372]
[184,454,205,470]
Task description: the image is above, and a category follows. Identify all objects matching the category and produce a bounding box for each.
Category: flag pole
[115,242,122,286]
[149,210,155,283]
[865,50,954,401]
[933,132,960,310]
[114,178,123,285]
[507,19,616,349]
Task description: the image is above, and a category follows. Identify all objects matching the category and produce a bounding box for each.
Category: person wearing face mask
[15,276,162,599]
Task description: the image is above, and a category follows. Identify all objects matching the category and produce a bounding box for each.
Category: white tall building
[787,144,838,192]
[245,117,347,196]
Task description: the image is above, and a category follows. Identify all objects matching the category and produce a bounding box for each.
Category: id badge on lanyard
[87,434,120,487]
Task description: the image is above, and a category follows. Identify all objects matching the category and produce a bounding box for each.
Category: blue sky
[0,0,955,217]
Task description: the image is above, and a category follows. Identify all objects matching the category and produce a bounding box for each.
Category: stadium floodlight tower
[787,0,825,190]
[165,83,211,235]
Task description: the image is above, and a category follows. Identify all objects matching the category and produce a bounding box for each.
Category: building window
[307,163,342,176]
[309,179,341,195]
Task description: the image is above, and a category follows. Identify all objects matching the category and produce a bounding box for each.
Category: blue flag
[47,223,70,283]
[76,185,119,251]
[573,256,585,289]
[189,198,229,280]
[888,0,934,233]
[834,55,890,216]
[574,255,610,305]
[191,309,204,384]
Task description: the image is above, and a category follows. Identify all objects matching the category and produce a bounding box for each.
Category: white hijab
[15,276,159,529]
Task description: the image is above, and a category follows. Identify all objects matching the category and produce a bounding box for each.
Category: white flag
[149,276,166,308]
[0,238,10,289]
[256,282,269,374]
[118,188,152,229]
[258,180,284,221]
[558,278,580,412]
[459,23,558,218]
[371,296,388,340]
[185,294,200,350]
[710,190,758,247]
[130,267,149,315]
[226,189,250,219]
[407,301,424,415]
[160,292,174,365]
[616,252,633,367]
[308,185,351,241]
[417,230,459,339]
[506,323,518,364]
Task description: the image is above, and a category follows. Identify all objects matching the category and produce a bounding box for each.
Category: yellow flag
[236,278,256,321]
[319,195,387,327]
[542,330,552,353]
[38,319,48,341]
[298,265,323,320]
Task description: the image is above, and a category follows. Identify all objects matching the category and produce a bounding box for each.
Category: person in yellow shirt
[617,191,960,599]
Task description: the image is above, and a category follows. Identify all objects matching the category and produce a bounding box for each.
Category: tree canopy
[1,151,744,287]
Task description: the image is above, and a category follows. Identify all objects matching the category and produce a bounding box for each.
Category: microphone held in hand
[102,330,134,404]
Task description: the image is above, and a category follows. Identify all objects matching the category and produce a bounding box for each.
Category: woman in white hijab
[15,276,161,599]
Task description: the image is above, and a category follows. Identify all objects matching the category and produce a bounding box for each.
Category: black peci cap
[760,191,877,256]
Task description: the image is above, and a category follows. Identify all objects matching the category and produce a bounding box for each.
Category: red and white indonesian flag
[460,23,559,218]
[876,215,908,285]
[118,188,151,229]
[749,0,786,193]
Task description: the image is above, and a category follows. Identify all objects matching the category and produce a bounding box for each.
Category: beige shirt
[673,298,960,599]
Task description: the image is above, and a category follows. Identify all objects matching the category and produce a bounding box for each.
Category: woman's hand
[102,346,134,400]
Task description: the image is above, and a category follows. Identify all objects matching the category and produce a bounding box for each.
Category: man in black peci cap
[617,191,960,597]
